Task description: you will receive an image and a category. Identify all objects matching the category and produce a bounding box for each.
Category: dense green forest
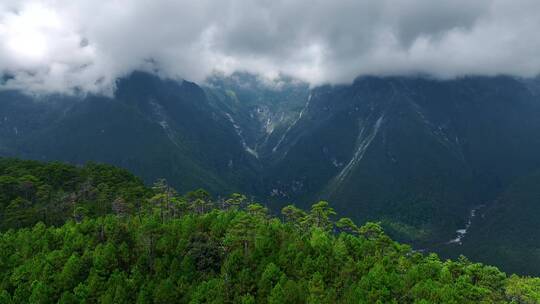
[0,158,149,230]
[1,158,540,303]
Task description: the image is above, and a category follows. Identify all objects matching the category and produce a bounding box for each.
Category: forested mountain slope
[0,72,260,195]
[0,158,148,230]
[2,73,540,274]
[264,76,540,245]
[458,169,540,275]
[1,158,540,303]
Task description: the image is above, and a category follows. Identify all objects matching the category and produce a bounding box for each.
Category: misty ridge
[1,0,540,95]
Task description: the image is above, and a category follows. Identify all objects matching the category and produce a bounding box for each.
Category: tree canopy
[0,158,539,303]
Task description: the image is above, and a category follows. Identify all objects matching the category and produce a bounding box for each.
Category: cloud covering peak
[1,0,540,94]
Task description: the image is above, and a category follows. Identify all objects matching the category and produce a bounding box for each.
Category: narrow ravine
[224,113,259,158]
[447,205,485,245]
[272,93,312,153]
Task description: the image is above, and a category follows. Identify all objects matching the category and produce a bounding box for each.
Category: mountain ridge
[2,71,540,273]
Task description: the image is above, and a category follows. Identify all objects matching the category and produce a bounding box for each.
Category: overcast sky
[1,0,540,94]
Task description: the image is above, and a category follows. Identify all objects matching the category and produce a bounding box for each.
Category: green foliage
[306,201,336,231]
[281,204,307,227]
[0,203,528,303]
[505,275,540,303]
[224,193,247,210]
[0,158,538,303]
[336,217,359,234]
[0,158,149,230]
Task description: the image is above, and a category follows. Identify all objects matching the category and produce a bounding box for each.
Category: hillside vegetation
[0,158,149,230]
[4,73,540,265]
[460,169,540,275]
[0,158,539,303]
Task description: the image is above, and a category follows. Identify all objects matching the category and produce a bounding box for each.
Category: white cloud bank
[1,0,540,94]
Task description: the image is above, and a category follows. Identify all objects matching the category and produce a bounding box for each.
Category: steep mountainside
[0,72,260,194]
[2,73,540,270]
[263,76,540,244]
[456,169,540,275]
[204,72,310,159]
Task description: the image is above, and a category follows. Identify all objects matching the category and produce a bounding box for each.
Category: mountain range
[2,71,540,274]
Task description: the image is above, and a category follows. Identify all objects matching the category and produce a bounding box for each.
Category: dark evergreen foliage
[1,158,539,303]
[0,158,149,230]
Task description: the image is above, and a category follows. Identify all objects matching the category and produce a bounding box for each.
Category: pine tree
[336,217,359,234]
[307,201,336,231]
[225,193,247,210]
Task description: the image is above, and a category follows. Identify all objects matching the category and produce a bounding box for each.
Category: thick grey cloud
[0,0,539,94]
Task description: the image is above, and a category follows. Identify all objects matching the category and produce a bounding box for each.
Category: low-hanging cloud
[1,0,540,94]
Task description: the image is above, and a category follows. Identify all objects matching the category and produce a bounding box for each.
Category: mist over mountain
[2,0,540,94]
